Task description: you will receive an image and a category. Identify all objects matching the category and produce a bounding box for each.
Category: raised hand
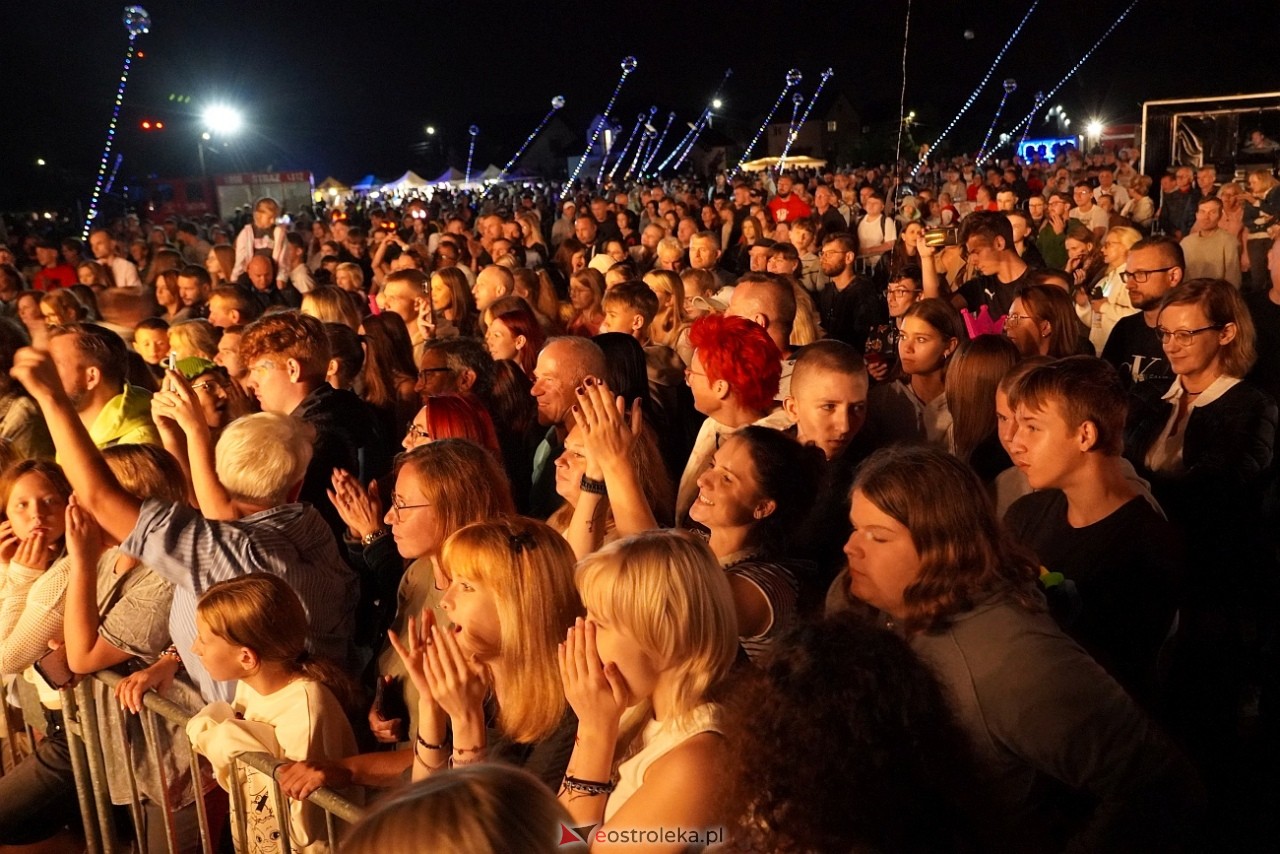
[558,618,628,735]
[387,609,439,707]
[422,622,489,722]
[64,495,104,565]
[10,347,62,401]
[223,376,256,420]
[573,378,642,479]
[327,470,384,540]
[0,521,19,564]
[150,369,208,436]
[13,529,51,572]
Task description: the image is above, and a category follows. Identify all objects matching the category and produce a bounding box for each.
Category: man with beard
[1100,236,1185,401]
[47,323,159,448]
[815,234,885,350]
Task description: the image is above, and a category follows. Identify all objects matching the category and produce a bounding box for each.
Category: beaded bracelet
[562,775,616,796]
[416,733,450,752]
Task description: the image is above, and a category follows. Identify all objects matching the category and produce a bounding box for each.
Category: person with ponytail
[187,573,358,854]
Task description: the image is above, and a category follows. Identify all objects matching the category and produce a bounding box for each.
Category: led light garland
[894,0,912,167]
[641,112,676,175]
[779,68,834,173]
[654,69,731,175]
[486,96,564,198]
[976,79,1017,163]
[992,0,1142,156]
[913,0,1040,173]
[465,125,478,185]
[605,112,646,183]
[567,56,638,189]
[733,69,801,177]
[84,5,150,240]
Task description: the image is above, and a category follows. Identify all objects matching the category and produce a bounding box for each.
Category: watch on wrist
[362,528,391,546]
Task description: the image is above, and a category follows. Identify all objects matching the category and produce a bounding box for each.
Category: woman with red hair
[675,313,790,521]
[401,393,501,459]
[484,305,546,380]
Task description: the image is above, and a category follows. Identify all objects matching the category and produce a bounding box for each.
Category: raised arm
[151,369,235,519]
[62,497,132,674]
[574,380,659,536]
[11,348,140,542]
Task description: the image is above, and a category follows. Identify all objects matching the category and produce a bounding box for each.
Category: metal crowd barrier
[61,669,367,854]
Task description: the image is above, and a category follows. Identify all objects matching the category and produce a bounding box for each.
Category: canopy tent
[313,176,352,204]
[478,163,503,182]
[381,170,430,193]
[738,155,828,172]
[432,167,466,185]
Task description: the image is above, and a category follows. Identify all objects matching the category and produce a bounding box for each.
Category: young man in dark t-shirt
[957,210,1031,316]
[1100,236,1186,403]
[1004,356,1184,708]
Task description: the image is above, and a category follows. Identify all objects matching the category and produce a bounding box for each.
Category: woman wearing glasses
[327,440,515,752]
[1003,284,1091,359]
[1125,278,1277,763]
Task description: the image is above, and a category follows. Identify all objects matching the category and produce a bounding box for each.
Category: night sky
[2,0,1276,210]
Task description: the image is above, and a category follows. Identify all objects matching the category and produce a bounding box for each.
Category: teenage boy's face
[1009,398,1085,491]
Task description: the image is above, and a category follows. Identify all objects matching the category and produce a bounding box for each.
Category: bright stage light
[202,104,243,136]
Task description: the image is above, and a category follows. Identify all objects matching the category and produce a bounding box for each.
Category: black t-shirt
[1005,489,1184,706]
[1101,312,1172,398]
[816,275,885,350]
[1245,289,1280,405]
[955,268,1032,316]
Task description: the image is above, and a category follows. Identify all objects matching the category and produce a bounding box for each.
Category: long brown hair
[852,445,1042,634]
[944,335,1020,463]
[196,573,356,711]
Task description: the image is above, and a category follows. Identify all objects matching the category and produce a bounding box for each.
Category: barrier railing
[61,669,366,854]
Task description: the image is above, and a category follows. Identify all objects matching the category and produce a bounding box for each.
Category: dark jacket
[1125,379,1277,600]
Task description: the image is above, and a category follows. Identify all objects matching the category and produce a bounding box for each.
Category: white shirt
[856,214,898,263]
[1095,184,1130,208]
[1145,375,1241,474]
[105,255,141,288]
[1069,204,1110,233]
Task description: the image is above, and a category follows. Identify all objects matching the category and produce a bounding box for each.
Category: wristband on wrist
[579,474,607,496]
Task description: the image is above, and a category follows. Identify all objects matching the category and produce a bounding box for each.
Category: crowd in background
[0,139,1277,852]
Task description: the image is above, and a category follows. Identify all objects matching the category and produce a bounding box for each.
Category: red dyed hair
[689,314,782,413]
[492,307,546,378]
[423,393,502,459]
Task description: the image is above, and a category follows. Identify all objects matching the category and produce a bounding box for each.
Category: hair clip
[508,531,536,554]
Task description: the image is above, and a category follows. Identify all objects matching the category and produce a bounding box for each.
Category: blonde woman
[389,519,583,790]
[1086,225,1143,353]
[168,318,219,361]
[302,285,362,332]
[558,531,737,852]
[642,270,692,366]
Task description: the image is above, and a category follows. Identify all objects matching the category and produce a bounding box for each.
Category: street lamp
[712,99,723,110]
[198,104,242,175]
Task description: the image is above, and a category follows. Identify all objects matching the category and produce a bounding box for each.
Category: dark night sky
[2,0,1276,209]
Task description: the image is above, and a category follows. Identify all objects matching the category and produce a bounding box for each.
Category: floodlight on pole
[202,105,243,137]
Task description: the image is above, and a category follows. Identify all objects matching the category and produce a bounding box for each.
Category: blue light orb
[792,91,805,106]
[621,56,638,75]
[785,68,802,87]
[468,125,479,136]
[551,95,566,110]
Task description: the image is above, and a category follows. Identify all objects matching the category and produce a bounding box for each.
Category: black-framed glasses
[417,367,453,381]
[404,421,431,443]
[1119,266,1175,284]
[1156,324,1224,346]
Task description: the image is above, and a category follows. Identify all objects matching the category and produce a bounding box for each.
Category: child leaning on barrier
[187,573,360,854]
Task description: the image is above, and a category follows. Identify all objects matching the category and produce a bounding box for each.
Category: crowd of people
[0,140,1277,852]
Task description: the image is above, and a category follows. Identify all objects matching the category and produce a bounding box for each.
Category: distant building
[765,91,862,164]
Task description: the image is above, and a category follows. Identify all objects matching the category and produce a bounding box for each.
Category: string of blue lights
[733,69,801,177]
[84,6,150,240]
[567,56,638,189]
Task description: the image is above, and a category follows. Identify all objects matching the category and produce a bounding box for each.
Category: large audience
[0,140,1278,852]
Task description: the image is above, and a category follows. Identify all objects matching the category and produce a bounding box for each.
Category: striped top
[122,498,359,703]
[724,554,800,665]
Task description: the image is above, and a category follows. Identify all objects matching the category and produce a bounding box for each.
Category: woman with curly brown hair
[720,613,979,853]
[839,444,1202,852]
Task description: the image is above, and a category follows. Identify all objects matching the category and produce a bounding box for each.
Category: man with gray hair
[12,349,357,703]
[529,336,607,518]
